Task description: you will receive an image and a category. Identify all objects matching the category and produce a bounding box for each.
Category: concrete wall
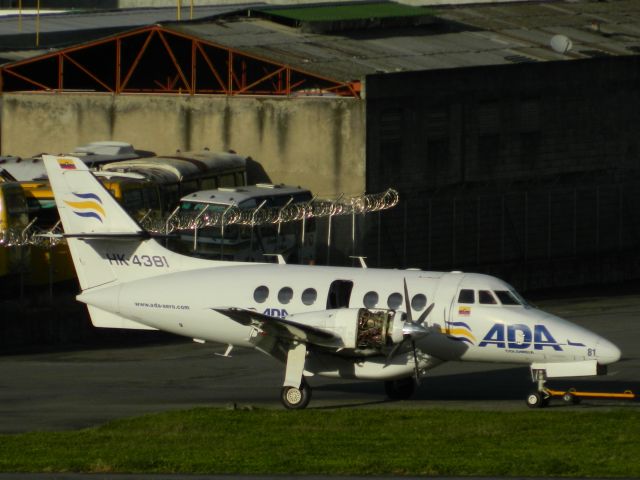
[1,92,365,197]
[363,56,640,290]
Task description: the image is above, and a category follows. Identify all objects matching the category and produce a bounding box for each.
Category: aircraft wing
[213,307,339,348]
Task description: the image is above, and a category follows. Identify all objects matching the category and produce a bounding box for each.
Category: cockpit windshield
[457,287,529,307]
[494,290,528,307]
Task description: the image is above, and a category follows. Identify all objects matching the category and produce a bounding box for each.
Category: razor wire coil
[5,188,399,246]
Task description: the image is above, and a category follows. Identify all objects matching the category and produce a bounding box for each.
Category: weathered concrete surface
[0,93,365,197]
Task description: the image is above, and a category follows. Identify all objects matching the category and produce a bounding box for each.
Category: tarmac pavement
[0,293,638,433]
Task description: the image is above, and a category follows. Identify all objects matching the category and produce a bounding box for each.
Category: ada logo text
[479,324,562,351]
[264,308,288,318]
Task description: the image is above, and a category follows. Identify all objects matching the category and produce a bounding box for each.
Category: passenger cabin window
[458,289,475,304]
[479,290,497,305]
[494,290,521,305]
[387,293,402,310]
[411,294,427,311]
[278,287,293,304]
[254,286,269,303]
[301,288,317,306]
[363,291,379,308]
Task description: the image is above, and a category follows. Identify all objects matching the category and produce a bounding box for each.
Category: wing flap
[213,307,338,347]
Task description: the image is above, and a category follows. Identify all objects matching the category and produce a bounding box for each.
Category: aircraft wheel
[384,378,416,401]
[281,380,312,410]
[526,391,546,408]
[562,392,581,405]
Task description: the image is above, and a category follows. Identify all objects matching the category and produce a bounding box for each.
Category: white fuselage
[78,261,621,380]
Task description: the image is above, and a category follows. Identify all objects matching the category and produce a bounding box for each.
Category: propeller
[386,279,434,382]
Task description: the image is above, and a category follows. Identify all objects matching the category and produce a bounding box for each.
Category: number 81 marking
[132,255,170,268]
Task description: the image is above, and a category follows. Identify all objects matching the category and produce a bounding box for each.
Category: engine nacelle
[287,308,405,351]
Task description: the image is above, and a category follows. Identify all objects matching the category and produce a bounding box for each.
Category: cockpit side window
[494,290,521,305]
[458,289,475,304]
[479,290,497,304]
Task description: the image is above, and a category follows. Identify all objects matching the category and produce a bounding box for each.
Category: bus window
[0,183,28,230]
[180,181,199,197]
[141,185,161,211]
[218,174,236,188]
[121,188,145,214]
[200,177,218,190]
[160,184,180,212]
[235,172,246,186]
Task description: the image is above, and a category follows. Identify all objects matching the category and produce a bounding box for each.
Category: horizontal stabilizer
[65,232,150,240]
[88,306,157,330]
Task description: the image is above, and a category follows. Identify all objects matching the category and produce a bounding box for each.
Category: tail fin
[43,155,222,291]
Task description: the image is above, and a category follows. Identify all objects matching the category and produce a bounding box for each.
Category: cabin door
[430,273,465,329]
[326,280,354,309]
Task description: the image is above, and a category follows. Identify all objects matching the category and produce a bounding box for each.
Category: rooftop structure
[0,0,638,96]
[181,183,312,208]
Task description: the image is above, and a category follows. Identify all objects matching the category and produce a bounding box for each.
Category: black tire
[384,377,416,401]
[281,380,312,409]
[562,392,581,405]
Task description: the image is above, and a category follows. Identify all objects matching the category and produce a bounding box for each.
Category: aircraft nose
[596,337,621,365]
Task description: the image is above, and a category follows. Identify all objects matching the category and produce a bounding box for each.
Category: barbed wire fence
[3,188,399,247]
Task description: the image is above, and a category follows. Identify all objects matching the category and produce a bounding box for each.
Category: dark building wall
[365,56,640,290]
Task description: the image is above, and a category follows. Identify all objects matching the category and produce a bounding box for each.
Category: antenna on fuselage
[349,256,368,268]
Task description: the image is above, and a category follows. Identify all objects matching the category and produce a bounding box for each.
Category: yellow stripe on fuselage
[440,327,476,342]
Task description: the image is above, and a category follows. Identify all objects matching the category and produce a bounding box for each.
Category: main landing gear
[281,342,312,410]
[281,379,312,409]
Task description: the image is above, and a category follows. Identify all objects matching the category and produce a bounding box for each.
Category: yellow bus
[99,150,247,213]
[2,149,247,285]
[0,181,29,279]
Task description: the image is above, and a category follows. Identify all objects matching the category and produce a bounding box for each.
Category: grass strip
[0,408,639,476]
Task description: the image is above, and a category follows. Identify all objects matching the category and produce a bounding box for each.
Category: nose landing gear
[526,369,551,408]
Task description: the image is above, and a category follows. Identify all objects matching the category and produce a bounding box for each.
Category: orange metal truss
[0,25,360,97]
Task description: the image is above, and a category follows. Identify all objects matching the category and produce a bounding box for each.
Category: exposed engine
[356,308,402,350]
[286,308,406,354]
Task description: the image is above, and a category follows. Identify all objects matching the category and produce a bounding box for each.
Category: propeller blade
[386,338,407,363]
[403,278,413,323]
[416,303,434,325]
[411,339,421,385]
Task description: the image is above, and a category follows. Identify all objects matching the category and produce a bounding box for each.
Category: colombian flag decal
[459,306,471,316]
[58,158,76,170]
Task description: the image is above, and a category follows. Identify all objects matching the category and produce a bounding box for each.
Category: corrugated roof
[2,1,639,82]
[167,0,640,81]
[257,3,430,22]
[0,4,262,50]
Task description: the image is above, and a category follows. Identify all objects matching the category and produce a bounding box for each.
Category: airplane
[42,154,622,409]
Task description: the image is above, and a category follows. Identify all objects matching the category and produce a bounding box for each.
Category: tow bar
[546,387,636,405]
